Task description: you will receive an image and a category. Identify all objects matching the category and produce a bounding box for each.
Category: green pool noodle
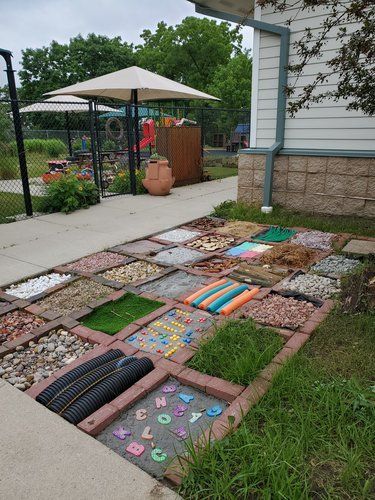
[207,284,248,313]
[191,281,233,308]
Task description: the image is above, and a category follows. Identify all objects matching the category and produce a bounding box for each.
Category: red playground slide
[133,119,155,151]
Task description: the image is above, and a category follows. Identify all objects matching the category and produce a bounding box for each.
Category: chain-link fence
[0,99,249,222]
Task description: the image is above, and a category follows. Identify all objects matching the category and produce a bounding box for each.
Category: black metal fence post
[1,49,33,216]
[200,107,204,159]
[126,104,137,195]
[88,100,101,202]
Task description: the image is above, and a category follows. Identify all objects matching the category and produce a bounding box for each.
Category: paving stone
[150,247,205,266]
[342,239,375,256]
[138,271,207,299]
[96,377,227,479]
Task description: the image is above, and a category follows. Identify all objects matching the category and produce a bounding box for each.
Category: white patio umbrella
[45,66,219,102]
[45,66,219,169]
[19,95,114,155]
[19,95,114,113]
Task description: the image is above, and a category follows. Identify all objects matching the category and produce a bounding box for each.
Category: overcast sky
[0,0,252,88]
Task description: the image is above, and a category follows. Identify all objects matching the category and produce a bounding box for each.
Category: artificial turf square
[81,293,164,335]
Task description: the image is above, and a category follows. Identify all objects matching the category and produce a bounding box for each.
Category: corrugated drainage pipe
[62,357,154,425]
[48,356,137,414]
[36,349,124,406]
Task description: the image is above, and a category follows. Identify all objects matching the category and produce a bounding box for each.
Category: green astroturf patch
[81,293,164,335]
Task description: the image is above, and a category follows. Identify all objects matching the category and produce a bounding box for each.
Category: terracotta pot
[142,159,175,196]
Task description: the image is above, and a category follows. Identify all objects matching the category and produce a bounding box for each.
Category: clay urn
[142,156,175,196]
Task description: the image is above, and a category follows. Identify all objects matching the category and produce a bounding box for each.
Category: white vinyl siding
[255,3,375,150]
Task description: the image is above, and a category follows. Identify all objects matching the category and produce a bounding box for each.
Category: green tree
[19,34,136,100]
[0,86,12,143]
[209,52,252,109]
[137,17,244,91]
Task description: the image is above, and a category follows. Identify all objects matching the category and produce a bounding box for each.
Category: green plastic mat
[253,226,297,243]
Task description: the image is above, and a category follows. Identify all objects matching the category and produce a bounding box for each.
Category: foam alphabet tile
[135,408,147,421]
[157,414,172,425]
[155,396,167,409]
[189,412,203,423]
[178,393,194,404]
[207,405,223,417]
[141,426,153,440]
[126,442,145,457]
[112,426,131,440]
[151,448,168,462]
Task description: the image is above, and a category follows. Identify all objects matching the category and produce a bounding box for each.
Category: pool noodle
[219,288,260,316]
[191,282,233,308]
[207,285,248,313]
[198,282,241,310]
[184,278,227,305]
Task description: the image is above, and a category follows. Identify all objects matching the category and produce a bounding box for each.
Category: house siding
[255,4,375,151]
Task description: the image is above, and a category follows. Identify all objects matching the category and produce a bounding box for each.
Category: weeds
[212,200,375,237]
[187,319,282,386]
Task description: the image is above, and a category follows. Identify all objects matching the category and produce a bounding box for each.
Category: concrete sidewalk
[0,177,237,286]
[0,380,179,500]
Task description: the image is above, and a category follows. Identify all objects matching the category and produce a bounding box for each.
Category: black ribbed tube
[48,356,137,414]
[36,349,124,406]
[62,357,154,425]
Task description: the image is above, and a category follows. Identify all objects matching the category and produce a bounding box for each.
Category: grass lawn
[213,200,374,238]
[180,309,375,499]
[205,166,238,180]
[0,192,46,223]
[81,293,164,335]
[0,152,54,180]
[187,319,283,386]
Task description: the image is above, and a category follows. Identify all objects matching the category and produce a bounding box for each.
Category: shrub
[0,156,17,180]
[72,137,91,152]
[42,175,98,214]
[103,139,116,151]
[109,169,147,194]
[8,138,67,157]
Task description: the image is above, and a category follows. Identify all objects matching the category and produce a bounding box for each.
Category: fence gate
[92,102,137,198]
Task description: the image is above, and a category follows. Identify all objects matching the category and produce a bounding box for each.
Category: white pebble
[5,273,72,299]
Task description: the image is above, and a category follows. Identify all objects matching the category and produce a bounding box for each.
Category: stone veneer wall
[238,154,375,218]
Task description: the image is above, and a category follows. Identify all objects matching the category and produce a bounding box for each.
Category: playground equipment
[184,279,259,315]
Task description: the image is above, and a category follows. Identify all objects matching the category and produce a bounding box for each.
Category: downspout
[195,6,290,213]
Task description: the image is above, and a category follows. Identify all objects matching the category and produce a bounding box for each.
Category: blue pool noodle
[207,285,248,313]
[191,281,233,308]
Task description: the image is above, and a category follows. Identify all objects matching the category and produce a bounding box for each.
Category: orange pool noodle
[220,287,260,316]
[184,278,227,305]
[198,283,241,310]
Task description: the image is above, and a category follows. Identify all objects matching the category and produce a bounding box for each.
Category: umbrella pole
[132,89,141,170]
[65,111,72,156]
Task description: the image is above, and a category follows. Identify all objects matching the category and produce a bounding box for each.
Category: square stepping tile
[138,271,207,299]
[155,229,201,243]
[125,308,213,357]
[96,377,227,479]
[150,247,205,266]
[342,239,375,256]
[111,240,166,256]
[66,252,126,273]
